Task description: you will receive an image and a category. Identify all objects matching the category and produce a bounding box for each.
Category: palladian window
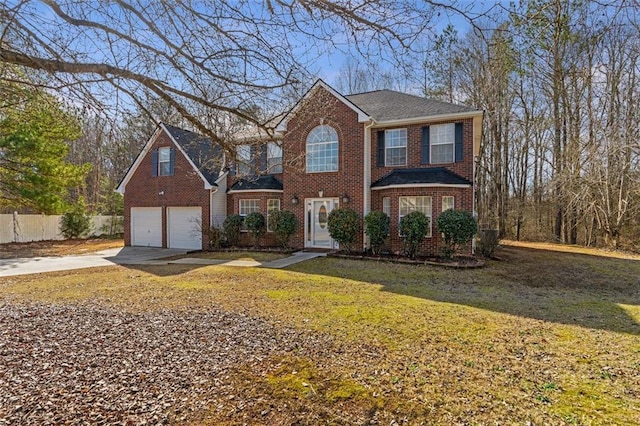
[306,125,338,173]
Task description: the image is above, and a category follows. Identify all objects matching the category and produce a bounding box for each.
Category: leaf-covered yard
[0,244,638,425]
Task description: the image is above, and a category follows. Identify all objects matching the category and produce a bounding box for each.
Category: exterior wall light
[342,194,350,204]
[291,195,299,205]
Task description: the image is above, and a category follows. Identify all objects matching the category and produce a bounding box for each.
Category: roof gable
[116,124,223,193]
[276,79,371,132]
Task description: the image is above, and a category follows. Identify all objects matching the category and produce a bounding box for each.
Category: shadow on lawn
[294,245,640,336]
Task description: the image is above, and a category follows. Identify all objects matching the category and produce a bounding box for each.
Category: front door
[305,198,338,248]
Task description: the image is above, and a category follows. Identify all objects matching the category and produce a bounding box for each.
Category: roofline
[276,79,372,132]
[227,189,284,194]
[115,126,163,194]
[371,110,483,128]
[215,170,229,184]
[371,183,471,190]
[115,124,216,194]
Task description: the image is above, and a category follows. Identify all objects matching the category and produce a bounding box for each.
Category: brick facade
[123,130,211,249]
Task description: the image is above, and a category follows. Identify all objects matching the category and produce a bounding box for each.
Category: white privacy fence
[0,213,123,244]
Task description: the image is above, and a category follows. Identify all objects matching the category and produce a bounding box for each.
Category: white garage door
[167,207,202,250]
[131,207,162,247]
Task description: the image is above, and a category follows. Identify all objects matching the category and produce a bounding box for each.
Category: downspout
[363,119,375,250]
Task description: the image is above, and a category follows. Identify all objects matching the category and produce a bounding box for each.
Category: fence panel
[0,213,123,243]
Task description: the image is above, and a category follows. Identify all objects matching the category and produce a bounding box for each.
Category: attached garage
[131,207,162,247]
[167,206,202,250]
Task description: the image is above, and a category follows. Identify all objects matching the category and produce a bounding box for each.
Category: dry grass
[0,244,638,424]
[501,239,640,260]
[0,238,124,259]
[169,250,290,262]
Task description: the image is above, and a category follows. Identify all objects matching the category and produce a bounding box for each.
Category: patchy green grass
[173,250,289,262]
[0,245,639,424]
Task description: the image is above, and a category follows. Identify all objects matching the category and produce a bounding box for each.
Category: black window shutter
[455,123,464,162]
[377,130,385,166]
[151,149,158,177]
[169,147,175,175]
[421,126,430,164]
[260,144,268,173]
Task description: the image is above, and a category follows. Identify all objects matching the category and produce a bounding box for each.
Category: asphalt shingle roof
[345,90,478,122]
[371,167,472,188]
[163,124,223,186]
[228,175,283,192]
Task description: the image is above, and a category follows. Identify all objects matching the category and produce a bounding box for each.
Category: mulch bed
[327,251,485,268]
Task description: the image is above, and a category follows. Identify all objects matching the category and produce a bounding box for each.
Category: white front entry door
[305,198,339,248]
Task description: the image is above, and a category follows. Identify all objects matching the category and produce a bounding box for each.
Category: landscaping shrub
[399,211,429,258]
[477,228,500,258]
[364,210,390,255]
[207,224,224,250]
[223,214,243,247]
[327,208,360,253]
[245,212,266,247]
[59,199,92,239]
[436,209,478,259]
[270,210,297,248]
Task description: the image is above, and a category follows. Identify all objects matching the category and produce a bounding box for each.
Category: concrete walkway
[0,248,326,277]
[0,247,188,277]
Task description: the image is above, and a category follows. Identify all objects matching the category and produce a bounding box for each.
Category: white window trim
[267,199,280,232]
[239,199,260,232]
[306,125,339,173]
[430,123,455,164]
[236,144,252,176]
[384,128,407,167]
[158,146,171,176]
[267,141,283,174]
[382,197,391,217]
[442,196,455,212]
[398,196,432,238]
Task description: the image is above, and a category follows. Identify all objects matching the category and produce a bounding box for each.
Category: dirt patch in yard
[0,238,123,259]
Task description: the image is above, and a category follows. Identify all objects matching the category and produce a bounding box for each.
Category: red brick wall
[280,86,365,249]
[227,193,283,247]
[123,130,211,249]
[371,187,473,255]
[371,117,475,183]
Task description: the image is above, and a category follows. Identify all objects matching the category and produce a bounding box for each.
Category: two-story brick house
[118,79,482,254]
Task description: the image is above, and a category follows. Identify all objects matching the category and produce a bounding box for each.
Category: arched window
[306,125,338,172]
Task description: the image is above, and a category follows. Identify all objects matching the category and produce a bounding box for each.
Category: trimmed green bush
[245,212,266,247]
[399,211,429,258]
[364,210,390,255]
[436,209,478,259]
[223,214,243,247]
[270,210,296,248]
[59,199,92,239]
[327,208,360,253]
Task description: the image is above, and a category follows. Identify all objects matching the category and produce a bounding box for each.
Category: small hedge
[399,211,429,258]
[327,208,360,253]
[245,212,266,247]
[364,210,390,255]
[270,210,297,248]
[223,214,243,247]
[59,199,92,239]
[436,209,477,259]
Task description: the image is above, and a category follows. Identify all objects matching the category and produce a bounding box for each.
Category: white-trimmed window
[267,142,283,174]
[267,199,280,232]
[306,125,338,172]
[399,196,432,237]
[236,144,252,176]
[239,199,259,231]
[430,123,455,164]
[442,196,455,212]
[158,147,171,176]
[385,128,407,166]
[382,197,391,217]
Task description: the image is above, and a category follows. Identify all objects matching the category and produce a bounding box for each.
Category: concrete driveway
[0,247,188,277]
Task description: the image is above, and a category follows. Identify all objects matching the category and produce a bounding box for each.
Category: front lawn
[0,245,638,424]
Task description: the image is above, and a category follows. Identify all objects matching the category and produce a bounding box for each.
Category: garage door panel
[131,207,162,247]
[167,207,202,250]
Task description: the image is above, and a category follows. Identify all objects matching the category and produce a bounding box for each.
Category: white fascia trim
[276,79,371,132]
[371,183,471,191]
[215,170,229,184]
[115,126,163,194]
[162,123,214,190]
[227,189,284,194]
[371,110,483,128]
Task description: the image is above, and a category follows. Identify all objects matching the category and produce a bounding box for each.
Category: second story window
[385,129,407,166]
[430,123,455,164]
[267,142,283,173]
[236,144,252,176]
[306,125,338,173]
[152,146,174,177]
